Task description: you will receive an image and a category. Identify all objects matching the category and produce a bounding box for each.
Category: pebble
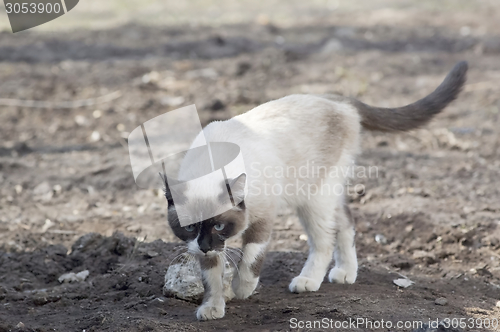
[74,115,88,126]
[393,278,414,288]
[92,110,102,119]
[33,291,49,306]
[375,234,387,244]
[14,184,23,194]
[435,297,448,306]
[146,251,159,258]
[160,96,185,107]
[90,131,101,142]
[58,270,89,283]
[33,181,52,196]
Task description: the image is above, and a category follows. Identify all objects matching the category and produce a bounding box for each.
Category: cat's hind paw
[289,276,321,293]
[328,266,357,284]
[196,302,225,321]
[232,276,259,299]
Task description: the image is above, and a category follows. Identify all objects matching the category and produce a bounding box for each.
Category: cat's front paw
[232,276,259,299]
[328,266,357,284]
[196,302,225,321]
[289,276,321,293]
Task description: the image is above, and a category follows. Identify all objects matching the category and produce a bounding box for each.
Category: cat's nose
[199,243,211,253]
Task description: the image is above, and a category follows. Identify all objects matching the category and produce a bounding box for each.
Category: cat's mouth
[204,250,220,258]
[187,246,224,257]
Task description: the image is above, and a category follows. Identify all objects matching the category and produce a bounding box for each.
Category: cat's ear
[228,173,246,205]
[159,173,174,206]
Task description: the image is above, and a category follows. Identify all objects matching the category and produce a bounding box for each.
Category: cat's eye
[184,225,196,232]
[214,224,225,231]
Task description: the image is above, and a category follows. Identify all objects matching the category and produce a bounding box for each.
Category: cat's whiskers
[168,251,189,267]
[225,247,243,260]
[170,245,187,256]
[221,250,241,280]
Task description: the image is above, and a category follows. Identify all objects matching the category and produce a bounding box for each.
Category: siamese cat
[164,62,468,320]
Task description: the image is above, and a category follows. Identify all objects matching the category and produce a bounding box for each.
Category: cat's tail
[350,61,468,132]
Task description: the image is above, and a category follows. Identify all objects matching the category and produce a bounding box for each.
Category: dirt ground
[1,0,500,331]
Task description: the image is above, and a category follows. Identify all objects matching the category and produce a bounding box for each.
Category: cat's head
[163,173,248,256]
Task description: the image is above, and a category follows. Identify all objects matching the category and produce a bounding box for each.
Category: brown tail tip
[357,61,468,132]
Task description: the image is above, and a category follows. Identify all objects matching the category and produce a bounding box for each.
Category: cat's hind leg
[289,196,337,293]
[329,204,358,284]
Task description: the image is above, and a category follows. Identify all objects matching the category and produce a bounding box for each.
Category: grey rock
[435,297,448,306]
[58,270,89,283]
[33,181,52,195]
[32,291,49,306]
[163,259,235,303]
[375,234,388,245]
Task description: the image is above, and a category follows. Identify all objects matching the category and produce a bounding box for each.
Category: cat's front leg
[197,255,226,321]
[233,219,271,299]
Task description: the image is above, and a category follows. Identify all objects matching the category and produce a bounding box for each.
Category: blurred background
[0,0,499,271]
[0,0,499,329]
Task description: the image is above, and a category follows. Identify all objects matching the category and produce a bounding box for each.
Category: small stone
[92,110,102,119]
[375,234,387,244]
[58,270,89,283]
[16,322,25,328]
[74,115,88,126]
[146,251,159,258]
[142,71,160,84]
[393,278,414,288]
[116,123,126,132]
[160,96,185,107]
[33,291,49,306]
[41,219,54,233]
[53,184,62,194]
[90,131,101,142]
[496,300,500,308]
[14,184,23,194]
[33,181,52,196]
[435,297,448,306]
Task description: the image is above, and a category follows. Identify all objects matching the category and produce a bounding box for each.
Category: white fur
[233,242,268,299]
[197,258,225,321]
[181,95,362,319]
[187,237,201,255]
